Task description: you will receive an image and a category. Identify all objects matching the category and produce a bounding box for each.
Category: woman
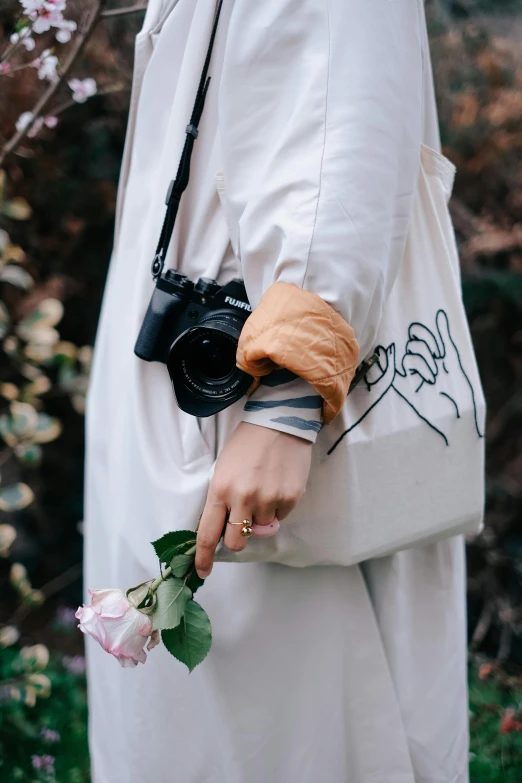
[85,1,470,781]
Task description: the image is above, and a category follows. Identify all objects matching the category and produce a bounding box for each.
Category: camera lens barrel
[167,308,252,417]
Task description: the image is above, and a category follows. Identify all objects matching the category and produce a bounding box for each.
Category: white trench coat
[85,1,470,781]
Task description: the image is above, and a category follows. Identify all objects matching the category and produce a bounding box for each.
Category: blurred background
[0,0,521,780]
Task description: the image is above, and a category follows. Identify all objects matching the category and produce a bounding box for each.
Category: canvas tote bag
[216,144,486,567]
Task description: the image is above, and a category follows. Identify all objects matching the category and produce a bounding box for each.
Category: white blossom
[69,77,97,104]
[44,0,66,10]
[32,9,64,35]
[35,49,58,81]
[55,18,76,44]
[10,26,31,44]
[20,0,47,13]
[16,111,34,132]
[15,112,57,138]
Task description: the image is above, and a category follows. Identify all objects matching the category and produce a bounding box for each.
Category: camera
[134,270,253,417]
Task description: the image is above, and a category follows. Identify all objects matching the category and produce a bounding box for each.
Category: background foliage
[0,0,521,780]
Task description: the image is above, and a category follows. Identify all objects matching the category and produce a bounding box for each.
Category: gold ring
[228,519,253,537]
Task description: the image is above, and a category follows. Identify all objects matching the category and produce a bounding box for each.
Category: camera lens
[167,310,253,417]
[186,333,237,384]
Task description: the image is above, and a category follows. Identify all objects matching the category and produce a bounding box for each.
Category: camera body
[134,271,253,417]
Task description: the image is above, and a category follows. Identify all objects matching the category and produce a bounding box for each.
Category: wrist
[240,375,323,443]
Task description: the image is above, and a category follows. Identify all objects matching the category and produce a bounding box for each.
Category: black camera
[134,271,253,417]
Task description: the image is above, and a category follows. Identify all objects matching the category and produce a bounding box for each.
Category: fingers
[435,309,452,360]
[253,518,280,538]
[402,352,437,385]
[366,344,396,393]
[274,500,296,521]
[405,338,438,378]
[195,491,228,579]
[408,323,442,358]
[223,501,253,553]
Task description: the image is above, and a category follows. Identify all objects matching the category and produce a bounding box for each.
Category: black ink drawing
[328,309,483,455]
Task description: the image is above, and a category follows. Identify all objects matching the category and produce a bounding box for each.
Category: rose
[76,588,155,668]
[82,531,213,671]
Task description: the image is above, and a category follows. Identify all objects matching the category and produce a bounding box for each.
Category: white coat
[85,1,470,781]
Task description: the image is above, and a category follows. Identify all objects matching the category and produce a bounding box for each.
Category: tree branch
[101,3,148,18]
[0,0,110,167]
[6,562,83,627]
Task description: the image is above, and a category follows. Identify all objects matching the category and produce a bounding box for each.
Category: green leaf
[169,551,195,578]
[151,530,197,566]
[161,600,212,672]
[186,570,205,595]
[152,578,191,632]
[19,298,63,331]
[14,442,42,467]
[0,483,34,511]
[32,412,62,444]
[9,401,38,438]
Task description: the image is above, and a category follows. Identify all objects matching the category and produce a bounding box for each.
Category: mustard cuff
[236,283,360,424]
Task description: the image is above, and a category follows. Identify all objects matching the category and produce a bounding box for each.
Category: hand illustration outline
[328,309,483,455]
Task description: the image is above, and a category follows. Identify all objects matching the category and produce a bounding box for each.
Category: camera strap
[151,0,224,280]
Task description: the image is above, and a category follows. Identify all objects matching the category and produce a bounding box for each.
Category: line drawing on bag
[327,309,484,455]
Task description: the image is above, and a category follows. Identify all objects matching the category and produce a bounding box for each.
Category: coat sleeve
[219,0,424,432]
[219,0,423,348]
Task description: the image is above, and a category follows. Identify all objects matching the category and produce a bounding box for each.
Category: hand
[392,309,483,440]
[195,422,312,578]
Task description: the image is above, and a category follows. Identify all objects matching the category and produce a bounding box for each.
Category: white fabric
[85,1,472,781]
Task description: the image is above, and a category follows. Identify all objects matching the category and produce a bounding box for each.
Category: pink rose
[76,589,153,668]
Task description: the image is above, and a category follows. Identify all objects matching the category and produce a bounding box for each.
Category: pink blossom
[32,9,64,34]
[40,727,61,743]
[478,662,494,680]
[15,112,56,138]
[76,588,153,668]
[28,117,44,137]
[31,755,55,773]
[68,77,97,103]
[500,707,522,735]
[62,654,86,675]
[55,605,77,626]
[44,0,66,10]
[0,63,11,74]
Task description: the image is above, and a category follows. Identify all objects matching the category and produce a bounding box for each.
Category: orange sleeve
[236,283,360,424]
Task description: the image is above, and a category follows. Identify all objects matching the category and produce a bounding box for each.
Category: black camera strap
[151,0,223,280]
